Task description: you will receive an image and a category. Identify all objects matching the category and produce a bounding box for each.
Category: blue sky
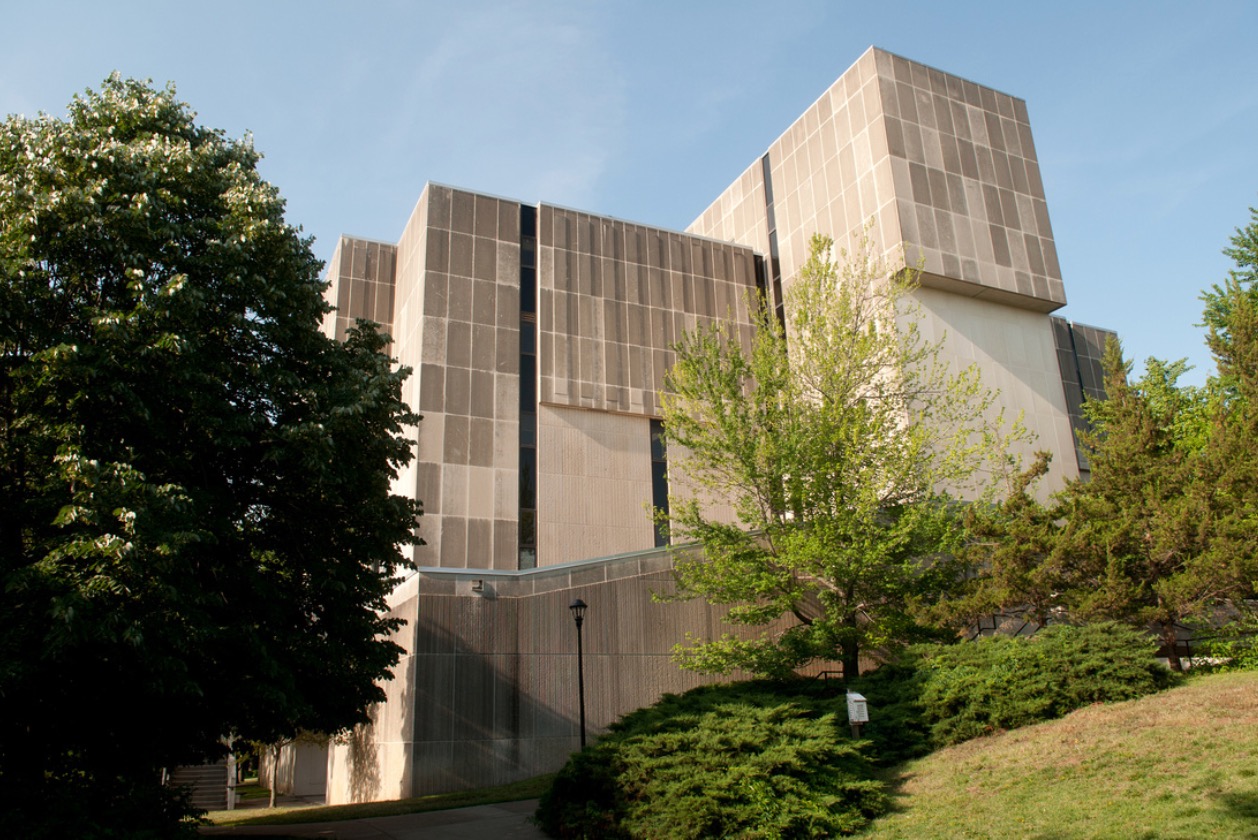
[3,1,1255,386]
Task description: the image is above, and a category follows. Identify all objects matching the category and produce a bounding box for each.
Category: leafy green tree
[657,234,1018,679]
[0,77,420,835]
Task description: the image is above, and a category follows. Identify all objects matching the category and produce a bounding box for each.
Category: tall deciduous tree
[0,77,420,835]
[658,234,1018,679]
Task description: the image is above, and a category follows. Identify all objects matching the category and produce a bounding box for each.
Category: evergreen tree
[1057,341,1238,670]
[944,451,1068,628]
[939,208,1258,665]
[1201,215,1258,624]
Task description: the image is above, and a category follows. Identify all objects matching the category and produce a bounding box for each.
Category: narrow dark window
[761,154,787,332]
[518,447,537,510]
[650,419,669,547]
[518,203,540,569]
[519,352,536,409]
[754,254,768,301]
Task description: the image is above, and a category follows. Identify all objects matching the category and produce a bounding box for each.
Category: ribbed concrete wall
[170,760,230,811]
[326,547,823,802]
[407,550,739,794]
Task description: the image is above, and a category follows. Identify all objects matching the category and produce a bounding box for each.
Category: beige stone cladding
[908,288,1082,495]
[537,405,655,566]
[323,235,398,343]
[689,46,1081,490]
[399,185,524,570]
[537,205,759,417]
[691,46,1063,310]
[533,206,759,565]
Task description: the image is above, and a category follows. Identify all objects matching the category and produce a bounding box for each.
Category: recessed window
[650,419,669,547]
[518,204,540,569]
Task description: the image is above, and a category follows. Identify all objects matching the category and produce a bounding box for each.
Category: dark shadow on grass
[866,768,916,817]
[1215,789,1258,823]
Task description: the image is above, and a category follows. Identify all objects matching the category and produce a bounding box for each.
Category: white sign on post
[846,691,869,724]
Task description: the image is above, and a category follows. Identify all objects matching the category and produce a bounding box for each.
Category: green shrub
[843,661,933,766]
[538,625,1173,838]
[536,681,887,839]
[1198,613,1258,671]
[849,622,1176,755]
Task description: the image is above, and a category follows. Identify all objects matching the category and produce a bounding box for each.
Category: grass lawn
[859,670,1258,839]
[204,773,553,827]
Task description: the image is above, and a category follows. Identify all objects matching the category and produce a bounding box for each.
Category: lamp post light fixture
[569,598,588,749]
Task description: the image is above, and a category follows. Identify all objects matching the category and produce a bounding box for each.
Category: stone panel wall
[691,47,1064,312]
[401,185,523,570]
[323,236,398,342]
[536,404,655,565]
[1051,317,1115,476]
[327,574,419,805]
[537,205,759,417]
[689,46,1083,493]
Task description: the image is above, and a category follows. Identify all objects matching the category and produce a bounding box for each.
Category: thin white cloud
[377,2,627,209]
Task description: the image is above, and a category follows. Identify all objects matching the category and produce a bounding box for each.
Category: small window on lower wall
[650,419,669,547]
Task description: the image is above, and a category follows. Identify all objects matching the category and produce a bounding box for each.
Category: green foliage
[1036,345,1225,671]
[845,624,1174,762]
[943,209,1258,666]
[1049,208,1258,667]
[907,623,1174,746]
[942,451,1068,628]
[658,233,1020,679]
[0,77,420,835]
[958,338,1253,670]
[1201,205,1258,371]
[538,627,1171,838]
[1200,610,1258,671]
[536,681,888,839]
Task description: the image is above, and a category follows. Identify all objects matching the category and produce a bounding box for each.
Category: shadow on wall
[408,594,582,795]
[346,713,382,803]
[330,589,418,804]
[407,567,743,796]
[337,557,785,801]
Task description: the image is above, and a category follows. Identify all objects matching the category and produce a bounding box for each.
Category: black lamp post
[569,598,588,749]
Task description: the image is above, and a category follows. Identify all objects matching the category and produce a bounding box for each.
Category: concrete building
[302,47,1111,804]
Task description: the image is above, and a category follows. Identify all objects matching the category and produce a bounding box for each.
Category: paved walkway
[201,799,547,839]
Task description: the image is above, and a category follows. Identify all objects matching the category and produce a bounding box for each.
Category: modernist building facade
[297,47,1112,804]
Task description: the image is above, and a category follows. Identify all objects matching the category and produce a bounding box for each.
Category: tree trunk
[1161,623,1184,672]
[268,744,279,809]
[840,636,860,680]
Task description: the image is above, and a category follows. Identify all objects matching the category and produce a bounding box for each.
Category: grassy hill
[859,670,1258,839]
